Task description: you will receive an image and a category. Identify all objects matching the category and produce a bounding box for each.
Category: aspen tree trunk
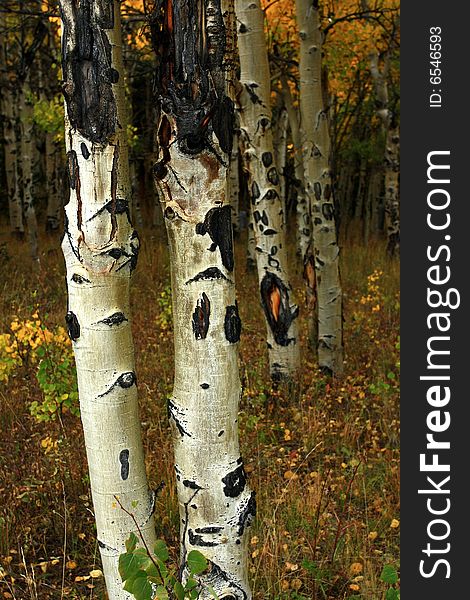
[2,91,24,236]
[152,1,254,596]
[0,12,24,237]
[295,0,343,375]
[228,131,241,235]
[236,0,300,381]
[383,126,400,255]
[273,104,288,211]
[19,82,39,263]
[59,2,156,598]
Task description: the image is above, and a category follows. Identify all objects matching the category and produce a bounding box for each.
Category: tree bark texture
[2,89,24,236]
[236,0,300,381]
[59,2,157,598]
[295,0,343,375]
[152,1,254,597]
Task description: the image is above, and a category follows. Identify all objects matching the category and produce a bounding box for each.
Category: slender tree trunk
[295,0,343,375]
[45,134,61,232]
[19,81,39,263]
[228,130,241,236]
[152,1,254,596]
[2,90,24,236]
[273,104,288,212]
[369,50,400,256]
[59,3,157,598]
[236,0,300,381]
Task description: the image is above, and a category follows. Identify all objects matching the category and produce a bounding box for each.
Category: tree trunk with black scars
[295,0,343,375]
[279,73,318,348]
[235,0,300,381]
[19,80,39,263]
[59,2,157,598]
[151,1,254,597]
[45,134,62,232]
[273,104,288,212]
[228,130,241,235]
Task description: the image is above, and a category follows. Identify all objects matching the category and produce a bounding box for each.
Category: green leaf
[154,585,169,599]
[380,564,399,585]
[132,571,154,600]
[185,577,198,591]
[386,588,399,600]
[187,550,207,575]
[173,580,185,600]
[118,549,150,581]
[126,532,139,553]
[154,539,169,563]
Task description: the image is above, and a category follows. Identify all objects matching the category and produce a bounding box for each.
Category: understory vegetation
[0,225,399,599]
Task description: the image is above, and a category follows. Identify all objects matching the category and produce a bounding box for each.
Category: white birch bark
[19,81,39,263]
[295,0,343,375]
[152,1,253,596]
[236,0,300,381]
[59,2,156,598]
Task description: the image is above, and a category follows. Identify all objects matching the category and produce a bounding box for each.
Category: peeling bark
[295,0,343,375]
[235,0,300,381]
[152,1,253,597]
[59,3,157,598]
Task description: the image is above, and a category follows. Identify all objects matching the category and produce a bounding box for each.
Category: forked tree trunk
[152,1,254,597]
[59,2,156,598]
[295,0,343,375]
[236,0,300,381]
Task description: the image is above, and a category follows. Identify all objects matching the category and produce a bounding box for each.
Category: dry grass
[0,224,399,599]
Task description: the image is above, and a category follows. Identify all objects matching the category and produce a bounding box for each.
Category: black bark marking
[236,491,256,536]
[267,167,279,186]
[65,311,80,341]
[61,0,117,143]
[168,399,192,437]
[253,210,268,225]
[251,181,260,202]
[88,198,131,224]
[97,312,128,327]
[183,480,203,491]
[212,96,235,154]
[80,142,90,159]
[239,23,248,34]
[263,189,279,201]
[224,303,241,343]
[200,383,210,389]
[188,530,219,547]
[324,183,332,199]
[200,561,248,600]
[71,273,90,284]
[260,272,299,346]
[119,449,129,480]
[314,182,322,200]
[245,82,262,105]
[262,228,277,236]
[218,430,224,437]
[196,206,234,271]
[262,152,273,167]
[66,150,79,190]
[196,526,223,534]
[222,463,247,498]
[322,202,335,221]
[185,267,231,285]
[98,540,117,553]
[192,292,211,340]
[98,371,137,397]
[108,248,123,259]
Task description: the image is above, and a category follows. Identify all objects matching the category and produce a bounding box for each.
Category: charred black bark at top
[154,0,234,156]
[60,0,117,143]
[260,272,299,347]
[196,205,234,271]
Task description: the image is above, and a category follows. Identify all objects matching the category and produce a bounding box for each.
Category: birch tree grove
[295,0,343,375]
[236,0,300,382]
[59,2,157,598]
[151,0,254,596]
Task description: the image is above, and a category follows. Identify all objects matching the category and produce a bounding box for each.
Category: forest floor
[0,223,399,599]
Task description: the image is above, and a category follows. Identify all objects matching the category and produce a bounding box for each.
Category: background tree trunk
[59,2,157,597]
[295,0,343,375]
[152,0,254,596]
[236,0,300,381]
